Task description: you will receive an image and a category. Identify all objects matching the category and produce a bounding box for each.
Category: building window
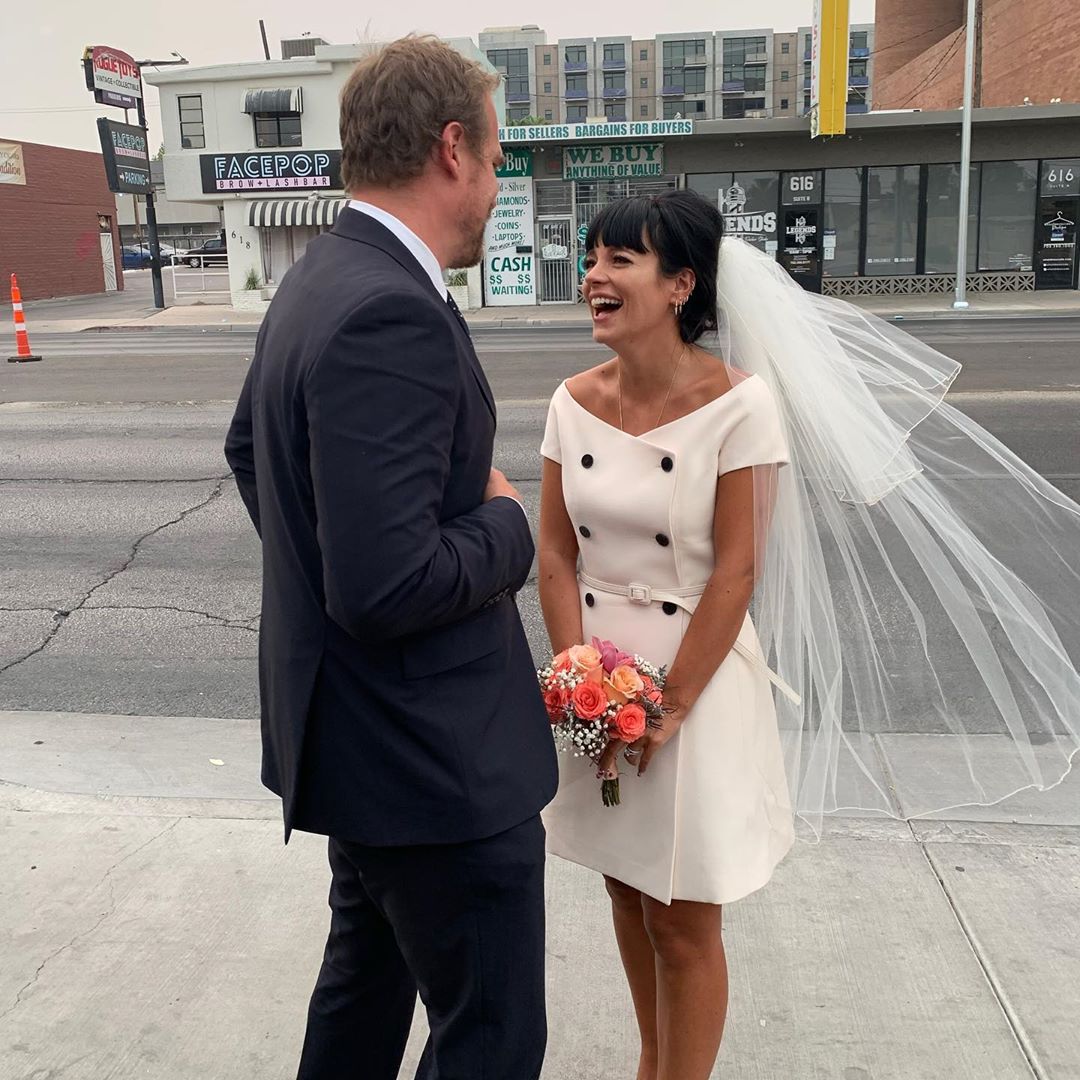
[781,70,790,81]
[544,81,552,93]
[780,98,789,110]
[925,163,980,273]
[781,41,790,54]
[507,106,530,123]
[604,72,626,90]
[663,98,706,120]
[603,43,625,64]
[979,160,1037,271]
[723,36,767,92]
[663,38,707,90]
[640,77,649,88]
[604,103,626,120]
[566,74,587,93]
[865,165,920,275]
[639,48,648,61]
[178,94,205,149]
[851,31,869,51]
[545,110,553,121]
[487,48,529,99]
[567,104,587,121]
[640,104,648,116]
[254,111,301,148]
[565,44,587,65]
[544,52,552,65]
[683,68,706,93]
[722,97,764,119]
[850,59,868,79]
[823,168,863,276]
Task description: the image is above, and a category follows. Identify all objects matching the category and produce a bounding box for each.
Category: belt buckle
[628,583,652,606]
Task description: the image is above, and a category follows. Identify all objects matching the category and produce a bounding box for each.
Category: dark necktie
[445,293,471,337]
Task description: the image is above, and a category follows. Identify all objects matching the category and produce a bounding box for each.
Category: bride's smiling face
[581,238,689,347]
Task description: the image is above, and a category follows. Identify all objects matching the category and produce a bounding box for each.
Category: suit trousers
[296,814,547,1080]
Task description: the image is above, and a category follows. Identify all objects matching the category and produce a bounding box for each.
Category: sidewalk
[2,709,1077,1078]
[24,288,1080,334]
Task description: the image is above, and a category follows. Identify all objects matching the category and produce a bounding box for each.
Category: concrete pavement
[2,709,1078,1079]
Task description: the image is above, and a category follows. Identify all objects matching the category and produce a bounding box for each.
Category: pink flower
[544,686,569,724]
[613,703,647,742]
[571,681,608,720]
[592,636,636,675]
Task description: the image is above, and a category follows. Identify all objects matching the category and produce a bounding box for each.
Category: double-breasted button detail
[585,593,595,607]
[661,456,674,472]
[662,602,678,616]
[581,454,594,468]
[579,525,592,539]
[655,533,670,547]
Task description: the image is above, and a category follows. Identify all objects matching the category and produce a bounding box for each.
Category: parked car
[182,238,228,268]
[128,242,179,267]
[120,246,152,270]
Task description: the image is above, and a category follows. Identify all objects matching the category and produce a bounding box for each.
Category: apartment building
[481,24,875,125]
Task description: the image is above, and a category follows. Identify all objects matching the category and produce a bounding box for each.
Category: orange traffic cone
[8,274,42,363]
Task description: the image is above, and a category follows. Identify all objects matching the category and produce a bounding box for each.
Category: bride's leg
[641,897,728,1080]
[604,876,659,1080]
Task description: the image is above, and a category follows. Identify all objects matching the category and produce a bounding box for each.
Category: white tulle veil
[715,237,1080,837]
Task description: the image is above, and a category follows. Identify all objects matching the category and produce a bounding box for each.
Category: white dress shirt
[346,201,528,526]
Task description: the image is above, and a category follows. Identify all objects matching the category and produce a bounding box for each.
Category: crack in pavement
[0,819,180,1022]
[87,604,260,633]
[0,479,231,678]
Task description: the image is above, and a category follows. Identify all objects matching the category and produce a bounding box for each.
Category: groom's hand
[485,468,521,504]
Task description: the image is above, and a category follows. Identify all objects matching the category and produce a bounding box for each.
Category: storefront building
[147,39,1080,308]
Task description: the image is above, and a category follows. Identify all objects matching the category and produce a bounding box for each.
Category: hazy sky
[2,0,875,154]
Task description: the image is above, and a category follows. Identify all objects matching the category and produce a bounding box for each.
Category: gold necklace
[618,342,688,433]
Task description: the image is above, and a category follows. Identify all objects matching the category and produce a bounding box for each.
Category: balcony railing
[683,56,707,68]
[849,74,869,87]
[506,90,532,103]
[745,52,769,64]
[847,101,869,113]
[850,46,870,58]
[565,86,589,100]
[602,86,627,99]
[602,58,626,70]
[722,79,745,92]
[564,60,588,72]
[661,84,685,96]
[604,111,627,121]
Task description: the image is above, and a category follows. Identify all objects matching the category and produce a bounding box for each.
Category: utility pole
[134,55,189,310]
[952,0,978,310]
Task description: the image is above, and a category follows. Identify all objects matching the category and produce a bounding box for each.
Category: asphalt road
[1,320,1078,723]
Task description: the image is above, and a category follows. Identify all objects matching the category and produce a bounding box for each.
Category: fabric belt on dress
[578,571,802,706]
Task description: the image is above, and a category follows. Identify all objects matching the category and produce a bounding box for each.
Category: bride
[537,189,1080,1080]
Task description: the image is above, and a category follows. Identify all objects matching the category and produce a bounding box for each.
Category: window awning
[242,87,304,114]
[248,198,348,228]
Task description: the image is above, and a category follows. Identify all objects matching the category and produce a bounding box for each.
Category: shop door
[537,218,575,303]
[1034,199,1079,290]
[778,171,824,293]
[100,230,118,292]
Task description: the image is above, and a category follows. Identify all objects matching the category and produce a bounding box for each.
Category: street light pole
[953,0,978,310]
[134,55,188,311]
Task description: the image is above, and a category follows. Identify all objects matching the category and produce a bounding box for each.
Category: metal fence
[168,256,231,302]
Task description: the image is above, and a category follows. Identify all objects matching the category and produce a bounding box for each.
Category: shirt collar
[347,200,448,301]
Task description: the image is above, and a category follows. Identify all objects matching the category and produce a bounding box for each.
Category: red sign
[83,45,142,107]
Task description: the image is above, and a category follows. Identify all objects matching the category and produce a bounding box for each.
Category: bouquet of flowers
[538,637,667,806]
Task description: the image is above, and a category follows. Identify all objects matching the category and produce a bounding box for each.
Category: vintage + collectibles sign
[199,150,342,192]
[96,119,151,194]
[499,119,693,144]
[0,142,27,185]
[83,45,142,110]
[484,148,535,306]
[563,144,663,181]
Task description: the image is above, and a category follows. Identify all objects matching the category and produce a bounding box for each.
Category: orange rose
[613,703,647,742]
[569,644,604,685]
[552,650,572,674]
[544,686,569,724]
[571,680,608,720]
[610,665,645,699]
[640,675,663,706]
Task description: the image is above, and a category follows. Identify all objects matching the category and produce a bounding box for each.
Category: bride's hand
[626,707,686,776]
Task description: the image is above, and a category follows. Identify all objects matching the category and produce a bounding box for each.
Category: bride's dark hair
[584,189,725,344]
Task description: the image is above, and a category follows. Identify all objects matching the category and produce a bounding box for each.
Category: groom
[224,36,557,1080]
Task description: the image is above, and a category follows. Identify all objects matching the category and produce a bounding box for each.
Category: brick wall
[873,0,964,86]
[0,140,123,303]
[875,0,1080,111]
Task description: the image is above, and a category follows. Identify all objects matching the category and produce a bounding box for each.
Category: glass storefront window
[925,163,980,274]
[724,172,779,254]
[686,173,733,206]
[823,168,862,277]
[864,166,919,276]
[978,160,1037,271]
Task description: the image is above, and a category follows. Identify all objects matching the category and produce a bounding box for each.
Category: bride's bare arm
[539,458,583,653]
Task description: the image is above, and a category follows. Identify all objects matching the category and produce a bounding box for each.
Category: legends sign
[200,150,342,192]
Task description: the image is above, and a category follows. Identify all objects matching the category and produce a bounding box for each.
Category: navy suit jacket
[225,209,557,845]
